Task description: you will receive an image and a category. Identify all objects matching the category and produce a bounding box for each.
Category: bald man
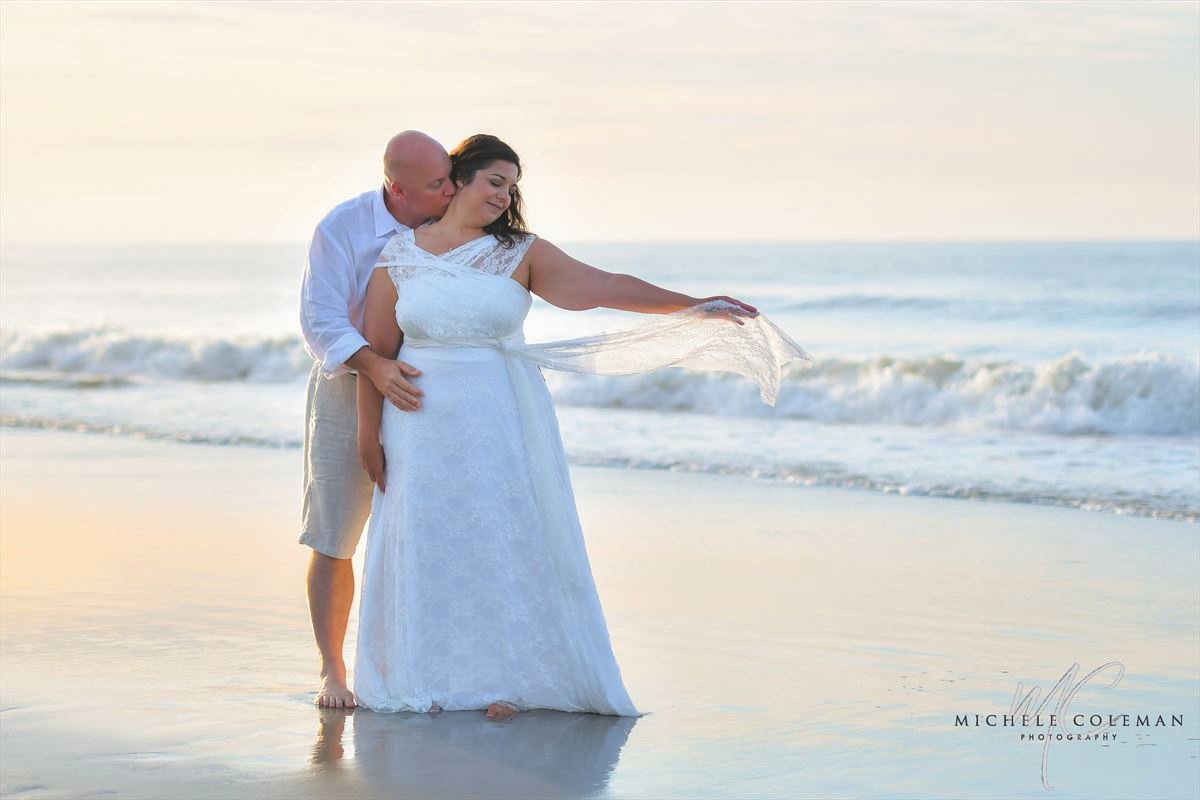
[298,131,457,708]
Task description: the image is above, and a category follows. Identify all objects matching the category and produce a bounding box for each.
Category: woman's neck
[427,204,484,241]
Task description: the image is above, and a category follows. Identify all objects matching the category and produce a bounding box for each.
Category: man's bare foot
[316,672,356,709]
[485,701,519,720]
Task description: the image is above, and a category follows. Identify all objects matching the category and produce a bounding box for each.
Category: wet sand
[1,428,1197,799]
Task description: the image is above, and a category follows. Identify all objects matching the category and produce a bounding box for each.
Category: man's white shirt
[299,185,410,379]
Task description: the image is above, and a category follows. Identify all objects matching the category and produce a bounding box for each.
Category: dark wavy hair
[449,134,530,248]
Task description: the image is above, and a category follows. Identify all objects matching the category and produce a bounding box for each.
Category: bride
[354,134,811,720]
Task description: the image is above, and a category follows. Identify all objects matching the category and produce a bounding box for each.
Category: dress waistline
[404,334,527,352]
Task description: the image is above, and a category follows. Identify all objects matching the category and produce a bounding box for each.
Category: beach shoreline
[1,428,1197,799]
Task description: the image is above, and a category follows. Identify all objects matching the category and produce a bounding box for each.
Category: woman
[354,134,811,719]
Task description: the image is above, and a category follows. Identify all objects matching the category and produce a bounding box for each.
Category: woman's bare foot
[485,701,519,720]
[316,666,356,709]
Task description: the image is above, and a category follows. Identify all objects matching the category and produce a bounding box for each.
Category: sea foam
[2,327,1197,437]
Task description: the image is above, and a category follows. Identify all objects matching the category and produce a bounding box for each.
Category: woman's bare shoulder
[527,236,567,261]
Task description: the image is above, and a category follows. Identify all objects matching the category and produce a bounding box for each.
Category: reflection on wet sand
[310,708,350,767]
[309,705,638,799]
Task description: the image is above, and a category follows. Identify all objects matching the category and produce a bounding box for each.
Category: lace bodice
[374,228,538,343]
[378,227,536,282]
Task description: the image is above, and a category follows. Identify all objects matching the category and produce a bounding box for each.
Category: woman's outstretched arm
[526,239,757,320]
[356,269,404,492]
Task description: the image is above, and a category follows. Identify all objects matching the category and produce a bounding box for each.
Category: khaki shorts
[298,362,375,559]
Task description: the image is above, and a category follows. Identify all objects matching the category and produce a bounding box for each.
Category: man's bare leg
[307,551,356,708]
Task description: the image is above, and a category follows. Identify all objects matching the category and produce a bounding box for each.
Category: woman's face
[456,159,519,225]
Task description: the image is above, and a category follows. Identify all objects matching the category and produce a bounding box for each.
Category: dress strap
[374,227,416,269]
[474,234,537,279]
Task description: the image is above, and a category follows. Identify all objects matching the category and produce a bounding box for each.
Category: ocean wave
[783,293,1200,321]
[0,372,136,389]
[0,328,311,383]
[568,454,1197,523]
[0,415,295,449]
[3,328,1197,437]
[3,414,1193,523]
[784,294,958,313]
[547,351,1200,437]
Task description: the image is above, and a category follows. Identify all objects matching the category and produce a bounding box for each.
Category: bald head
[380,130,455,226]
[383,130,448,184]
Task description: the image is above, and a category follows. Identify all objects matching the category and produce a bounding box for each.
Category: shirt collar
[373,184,411,239]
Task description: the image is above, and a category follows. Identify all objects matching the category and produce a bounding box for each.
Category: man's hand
[366,357,424,411]
[359,437,387,492]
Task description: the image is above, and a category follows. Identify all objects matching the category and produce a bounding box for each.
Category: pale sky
[1,0,1197,243]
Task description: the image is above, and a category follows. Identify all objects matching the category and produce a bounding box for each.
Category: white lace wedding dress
[353,227,812,716]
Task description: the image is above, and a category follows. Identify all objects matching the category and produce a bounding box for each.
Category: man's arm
[345,345,388,382]
[344,334,423,411]
[299,223,371,378]
[299,223,423,408]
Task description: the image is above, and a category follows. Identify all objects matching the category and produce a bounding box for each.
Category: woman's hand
[359,436,387,492]
[696,295,759,326]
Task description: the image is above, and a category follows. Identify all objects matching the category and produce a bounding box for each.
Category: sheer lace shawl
[509,300,813,406]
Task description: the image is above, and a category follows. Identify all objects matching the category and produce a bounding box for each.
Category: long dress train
[353,228,811,716]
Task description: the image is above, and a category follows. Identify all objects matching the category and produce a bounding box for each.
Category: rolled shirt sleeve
[299,223,370,378]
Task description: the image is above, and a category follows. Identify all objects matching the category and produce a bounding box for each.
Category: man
[298,130,456,708]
